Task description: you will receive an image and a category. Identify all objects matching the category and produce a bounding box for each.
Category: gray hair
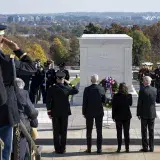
[91,74,99,84]
[143,76,152,85]
[15,78,25,89]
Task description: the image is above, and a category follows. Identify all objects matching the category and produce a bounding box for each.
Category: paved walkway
[36,106,160,160]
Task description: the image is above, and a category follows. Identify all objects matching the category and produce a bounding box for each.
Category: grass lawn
[70,77,80,86]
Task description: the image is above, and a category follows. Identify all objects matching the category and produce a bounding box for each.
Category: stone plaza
[37,105,160,160]
[36,34,160,159]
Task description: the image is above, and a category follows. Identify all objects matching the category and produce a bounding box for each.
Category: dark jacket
[16,88,38,132]
[46,83,78,117]
[57,69,70,81]
[112,93,132,120]
[0,66,7,106]
[0,49,36,126]
[137,85,157,119]
[82,84,107,117]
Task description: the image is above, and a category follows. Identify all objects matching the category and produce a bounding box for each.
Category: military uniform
[0,24,36,160]
[46,71,78,154]
[40,61,56,104]
[29,65,44,103]
[155,63,160,103]
[57,62,70,84]
[138,63,150,90]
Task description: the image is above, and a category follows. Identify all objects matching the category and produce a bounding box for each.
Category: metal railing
[0,121,42,160]
[0,139,4,160]
[19,120,42,160]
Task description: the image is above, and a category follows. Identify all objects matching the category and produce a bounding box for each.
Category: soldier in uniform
[40,60,56,104]
[155,62,160,103]
[147,62,155,87]
[0,25,36,160]
[46,71,78,154]
[57,62,70,82]
[29,59,44,103]
[138,63,146,89]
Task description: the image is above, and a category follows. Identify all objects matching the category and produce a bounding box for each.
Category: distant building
[0,15,7,23]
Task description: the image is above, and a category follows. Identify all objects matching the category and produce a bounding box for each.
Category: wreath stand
[103,88,112,128]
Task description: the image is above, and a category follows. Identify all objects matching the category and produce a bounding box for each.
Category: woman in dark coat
[15,78,38,160]
[112,83,132,153]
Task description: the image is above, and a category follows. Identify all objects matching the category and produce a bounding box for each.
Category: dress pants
[52,116,68,152]
[141,118,155,151]
[0,125,13,160]
[115,120,130,150]
[86,115,103,150]
[20,137,29,160]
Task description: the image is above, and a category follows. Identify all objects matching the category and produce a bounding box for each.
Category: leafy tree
[49,38,68,65]
[84,23,104,34]
[68,36,80,65]
[129,30,151,66]
[143,22,160,63]
[26,43,47,63]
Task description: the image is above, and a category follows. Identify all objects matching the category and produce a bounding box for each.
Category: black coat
[46,83,78,117]
[0,49,36,126]
[82,84,107,117]
[0,66,7,106]
[137,85,157,119]
[16,88,38,132]
[57,69,70,81]
[112,93,132,120]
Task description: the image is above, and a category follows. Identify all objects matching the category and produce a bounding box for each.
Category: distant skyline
[1,0,160,14]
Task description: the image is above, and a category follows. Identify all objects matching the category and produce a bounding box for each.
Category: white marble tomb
[73,34,137,106]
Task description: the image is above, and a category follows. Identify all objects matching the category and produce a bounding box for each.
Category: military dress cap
[56,71,66,79]
[157,62,160,65]
[59,62,65,67]
[47,60,53,65]
[0,24,7,35]
[35,59,40,62]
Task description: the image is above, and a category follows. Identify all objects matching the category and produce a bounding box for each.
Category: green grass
[70,77,80,86]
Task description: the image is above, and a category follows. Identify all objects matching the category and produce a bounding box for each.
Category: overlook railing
[0,138,4,160]
[0,121,42,160]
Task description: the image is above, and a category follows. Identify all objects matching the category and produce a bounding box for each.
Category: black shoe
[116,148,121,153]
[97,149,102,154]
[139,149,148,152]
[125,149,129,153]
[55,150,61,154]
[85,149,91,153]
[60,149,66,154]
[149,149,154,152]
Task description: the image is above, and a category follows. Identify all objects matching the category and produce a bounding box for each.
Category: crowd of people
[0,23,159,159]
[0,24,72,160]
[138,62,160,102]
[20,59,70,104]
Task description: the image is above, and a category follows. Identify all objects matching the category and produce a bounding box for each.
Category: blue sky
[1,0,160,14]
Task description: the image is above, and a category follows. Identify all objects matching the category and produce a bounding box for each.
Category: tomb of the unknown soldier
[73,34,138,106]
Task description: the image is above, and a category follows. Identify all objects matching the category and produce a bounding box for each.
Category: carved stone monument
[73,34,137,106]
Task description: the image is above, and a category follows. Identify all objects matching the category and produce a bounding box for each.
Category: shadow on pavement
[52,150,144,157]
[36,138,160,146]
[41,152,53,157]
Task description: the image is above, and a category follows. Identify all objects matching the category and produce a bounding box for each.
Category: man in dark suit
[137,76,157,152]
[82,74,107,154]
[46,71,78,154]
[0,25,36,160]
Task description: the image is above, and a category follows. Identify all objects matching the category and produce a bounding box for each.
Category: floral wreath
[99,77,119,108]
